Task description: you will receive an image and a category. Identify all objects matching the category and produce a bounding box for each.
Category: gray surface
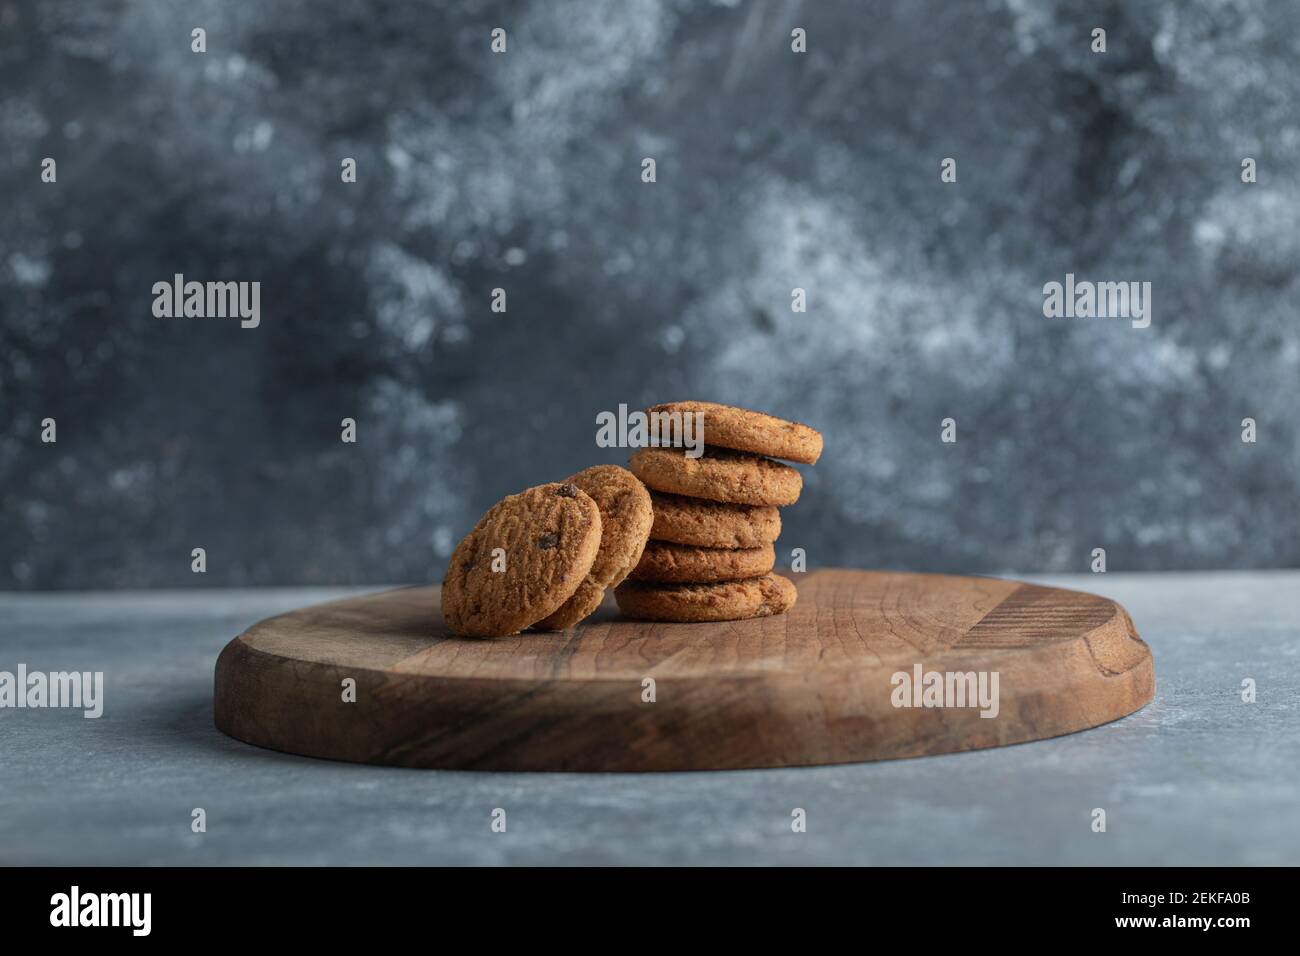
[2,571,1297,866]
[4,0,1300,590]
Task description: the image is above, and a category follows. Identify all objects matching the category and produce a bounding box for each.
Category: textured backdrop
[2,0,1297,589]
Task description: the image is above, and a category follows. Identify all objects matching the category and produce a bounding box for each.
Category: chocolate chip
[537,533,559,550]
[556,483,578,498]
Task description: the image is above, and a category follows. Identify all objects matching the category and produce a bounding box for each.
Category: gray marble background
[2,0,1298,589]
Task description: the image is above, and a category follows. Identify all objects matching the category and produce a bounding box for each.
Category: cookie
[628,446,802,506]
[614,574,797,623]
[534,465,653,631]
[630,540,775,584]
[441,482,602,637]
[648,401,823,464]
[531,577,607,633]
[649,492,780,549]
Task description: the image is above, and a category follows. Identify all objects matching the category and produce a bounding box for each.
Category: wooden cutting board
[213,570,1154,771]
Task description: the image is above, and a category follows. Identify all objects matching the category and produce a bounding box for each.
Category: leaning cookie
[649,492,781,549]
[628,447,801,506]
[630,540,775,584]
[614,574,797,623]
[441,482,602,637]
[648,401,822,464]
[534,465,653,631]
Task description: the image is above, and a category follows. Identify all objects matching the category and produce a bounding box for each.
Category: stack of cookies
[617,401,822,623]
[440,402,821,637]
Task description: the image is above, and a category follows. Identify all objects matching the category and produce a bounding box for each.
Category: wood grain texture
[213,570,1155,771]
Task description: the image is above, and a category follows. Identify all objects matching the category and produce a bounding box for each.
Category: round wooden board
[214,570,1154,771]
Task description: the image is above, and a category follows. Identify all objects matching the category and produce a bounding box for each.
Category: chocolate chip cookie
[628,446,802,506]
[614,573,798,623]
[630,540,775,584]
[649,492,781,549]
[441,482,602,637]
[648,401,823,464]
[534,465,653,631]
